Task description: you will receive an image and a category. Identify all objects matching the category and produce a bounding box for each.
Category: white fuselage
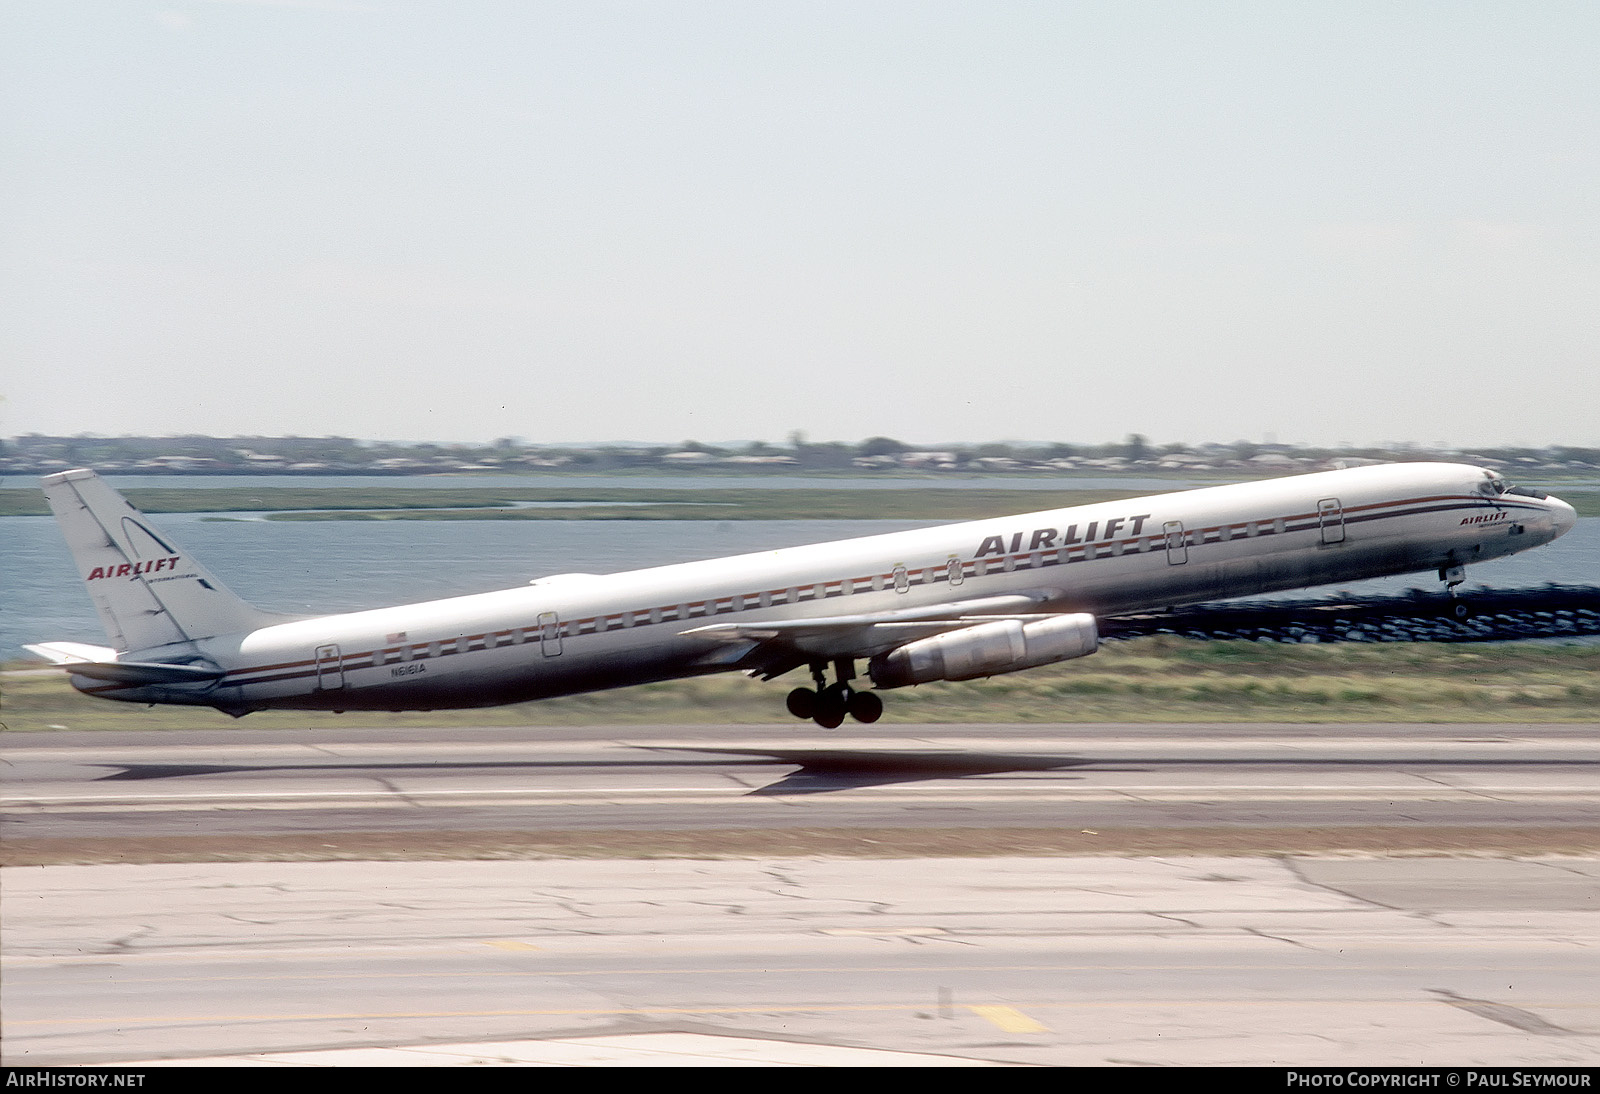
[75,463,1577,713]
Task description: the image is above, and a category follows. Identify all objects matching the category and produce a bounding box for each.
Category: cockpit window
[1479,470,1548,500]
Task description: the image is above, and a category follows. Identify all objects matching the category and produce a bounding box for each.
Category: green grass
[5,638,1597,731]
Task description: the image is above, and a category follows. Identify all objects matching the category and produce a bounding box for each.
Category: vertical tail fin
[40,469,279,652]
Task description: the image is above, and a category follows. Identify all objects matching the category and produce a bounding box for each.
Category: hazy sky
[3,1,1597,448]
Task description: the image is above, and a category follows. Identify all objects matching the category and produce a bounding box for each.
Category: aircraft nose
[1546,495,1578,539]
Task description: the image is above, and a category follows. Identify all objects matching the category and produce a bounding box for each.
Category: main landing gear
[785,659,883,728]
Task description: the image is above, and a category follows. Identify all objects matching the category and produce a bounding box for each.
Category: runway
[3,723,1598,857]
[3,723,1598,1066]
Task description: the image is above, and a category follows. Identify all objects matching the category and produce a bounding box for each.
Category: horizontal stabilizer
[25,644,222,684]
[24,641,119,665]
[65,661,223,685]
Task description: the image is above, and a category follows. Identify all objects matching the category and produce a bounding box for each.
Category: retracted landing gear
[785,659,883,728]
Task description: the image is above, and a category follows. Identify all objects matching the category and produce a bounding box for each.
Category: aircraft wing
[678,592,1060,677]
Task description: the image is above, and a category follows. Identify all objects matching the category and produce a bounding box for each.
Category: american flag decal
[387,631,408,643]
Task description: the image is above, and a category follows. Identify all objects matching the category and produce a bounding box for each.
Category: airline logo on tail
[87,557,182,581]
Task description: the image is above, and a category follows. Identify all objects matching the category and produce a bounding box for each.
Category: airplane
[26,463,1577,727]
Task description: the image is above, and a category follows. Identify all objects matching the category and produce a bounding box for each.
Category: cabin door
[1163,520,1188,565]
[538,611,562,657]
[1318,498,1346,545]
[315,644,344,690]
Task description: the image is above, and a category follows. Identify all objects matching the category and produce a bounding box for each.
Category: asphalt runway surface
[2,722,1598,856]
[3,723,1598,1066]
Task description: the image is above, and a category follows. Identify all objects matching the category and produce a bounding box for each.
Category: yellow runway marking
[967,1005,1050,1033]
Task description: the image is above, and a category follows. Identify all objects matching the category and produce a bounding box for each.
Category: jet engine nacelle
[867,613,1098,689]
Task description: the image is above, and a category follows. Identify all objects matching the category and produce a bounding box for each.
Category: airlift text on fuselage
[974,514,1155,558]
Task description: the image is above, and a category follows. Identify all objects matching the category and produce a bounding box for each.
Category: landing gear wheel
[785,687,816,719]
[813,684,849,729]
[848,690,883,724]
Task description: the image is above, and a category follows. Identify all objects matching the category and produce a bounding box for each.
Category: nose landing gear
[785,659,883,727]
[1440,563,1473,620]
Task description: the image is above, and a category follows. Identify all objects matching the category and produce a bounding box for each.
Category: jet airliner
[27,463,1576,726]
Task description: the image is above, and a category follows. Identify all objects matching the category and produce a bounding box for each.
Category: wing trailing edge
[677,591,1064,665]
